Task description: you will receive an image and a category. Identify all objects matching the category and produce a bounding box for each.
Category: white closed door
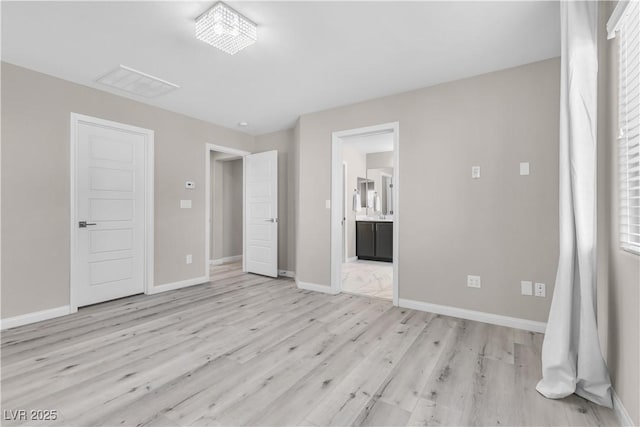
[245,150,278,277]
[74,117,150,307]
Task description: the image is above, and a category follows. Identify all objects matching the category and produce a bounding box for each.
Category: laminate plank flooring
[1,263,618,426]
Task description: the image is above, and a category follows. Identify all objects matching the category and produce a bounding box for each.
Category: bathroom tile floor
[342,259,393,300]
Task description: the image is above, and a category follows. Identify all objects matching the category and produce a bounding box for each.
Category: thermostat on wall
[185,181,195,189]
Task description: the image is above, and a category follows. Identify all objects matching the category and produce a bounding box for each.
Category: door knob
[78,221,97,228]
[264,218,278,223]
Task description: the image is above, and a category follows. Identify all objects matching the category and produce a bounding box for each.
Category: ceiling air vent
[96,65,180,98]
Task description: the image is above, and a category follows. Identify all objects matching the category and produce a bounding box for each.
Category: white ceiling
[1,1,560,135]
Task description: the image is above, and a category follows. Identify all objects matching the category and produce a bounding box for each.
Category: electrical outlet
[534,282,546,297]
[471,166,481,179]
[521,280,533,296]
[467,275,481,288]
[186,254,192,264]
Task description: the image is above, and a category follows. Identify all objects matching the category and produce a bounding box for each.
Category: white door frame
[205,143,251,280]
[69,113,155,312]
[342,161,348,263]
[331,122,400,306]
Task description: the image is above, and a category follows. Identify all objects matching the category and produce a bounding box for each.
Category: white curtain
[536,1,612,408]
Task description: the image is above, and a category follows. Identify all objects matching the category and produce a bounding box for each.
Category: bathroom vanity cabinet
[356,221,393,262]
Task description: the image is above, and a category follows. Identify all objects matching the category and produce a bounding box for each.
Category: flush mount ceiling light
[97,65,180,98]
[195,2,257,55]
[238,121,249,127]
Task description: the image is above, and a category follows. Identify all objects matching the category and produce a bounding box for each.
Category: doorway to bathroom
[330,122,399,305]
[206,145,248,277]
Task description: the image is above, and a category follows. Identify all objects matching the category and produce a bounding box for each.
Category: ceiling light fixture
[195,2,257,55]
[238,121,249,127]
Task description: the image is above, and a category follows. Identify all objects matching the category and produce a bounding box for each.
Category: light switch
[325,200,331,209]
[520,162,530,176]
[471,166,481,179]
[180,200,192,209]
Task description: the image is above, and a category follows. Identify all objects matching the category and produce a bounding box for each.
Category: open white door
[71,114,153,308]
[245,150,278,277]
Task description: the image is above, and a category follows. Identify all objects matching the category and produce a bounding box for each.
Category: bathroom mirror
[366,167,394,216]
[356,177,373,209]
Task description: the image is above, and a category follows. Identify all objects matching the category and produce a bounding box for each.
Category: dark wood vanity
[356,221,393,262]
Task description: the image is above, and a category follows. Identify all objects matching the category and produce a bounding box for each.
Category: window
[609,1,640,255]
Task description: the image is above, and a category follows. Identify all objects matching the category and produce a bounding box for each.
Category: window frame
[608,1,640,256]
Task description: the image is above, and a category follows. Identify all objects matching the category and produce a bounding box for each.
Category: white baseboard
[398,298,547,333]
[210,255,242,266]
[346,257,358,263]
[149,276,209,295]
[613,390,635,426]
[279,270,295,278]
[296,279,339,295]
[1,306,72,330]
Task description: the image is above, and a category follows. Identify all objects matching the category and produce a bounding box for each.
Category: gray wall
[597,2,640,423]
[297,58,560,322]
[1,62,255,318]
[222,159,243,258]
[254,129,296,273]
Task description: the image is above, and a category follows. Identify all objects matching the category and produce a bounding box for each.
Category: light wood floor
[1,263,618,426]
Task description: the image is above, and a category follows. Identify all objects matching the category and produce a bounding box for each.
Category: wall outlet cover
[467,275,481,288]
[519,162,530,176]
[521,280,533,296]
[186,254,193,264]
[534,282,546,298]
[180,199,192,209]
[471,166,481,179]
[325,200,331,209]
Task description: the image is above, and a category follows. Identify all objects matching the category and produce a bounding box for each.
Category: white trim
[331,122,400,306]
[343,161,348,263]
[1,306,72,330]
[278,270,295,278]
[296,279,339,295]
[607,1,632,39]
[242,156,247,273]
[613,390,635,427]
[209,255,243,266]
[69,113,154,312]
[146,131,155,301]
[148,276,208,295]
[398,298,547,333]
[205,143,251,281]
[208,143,250,158]
[346,256,358,263]
[331,132,342,297]
[392,124,400,306]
